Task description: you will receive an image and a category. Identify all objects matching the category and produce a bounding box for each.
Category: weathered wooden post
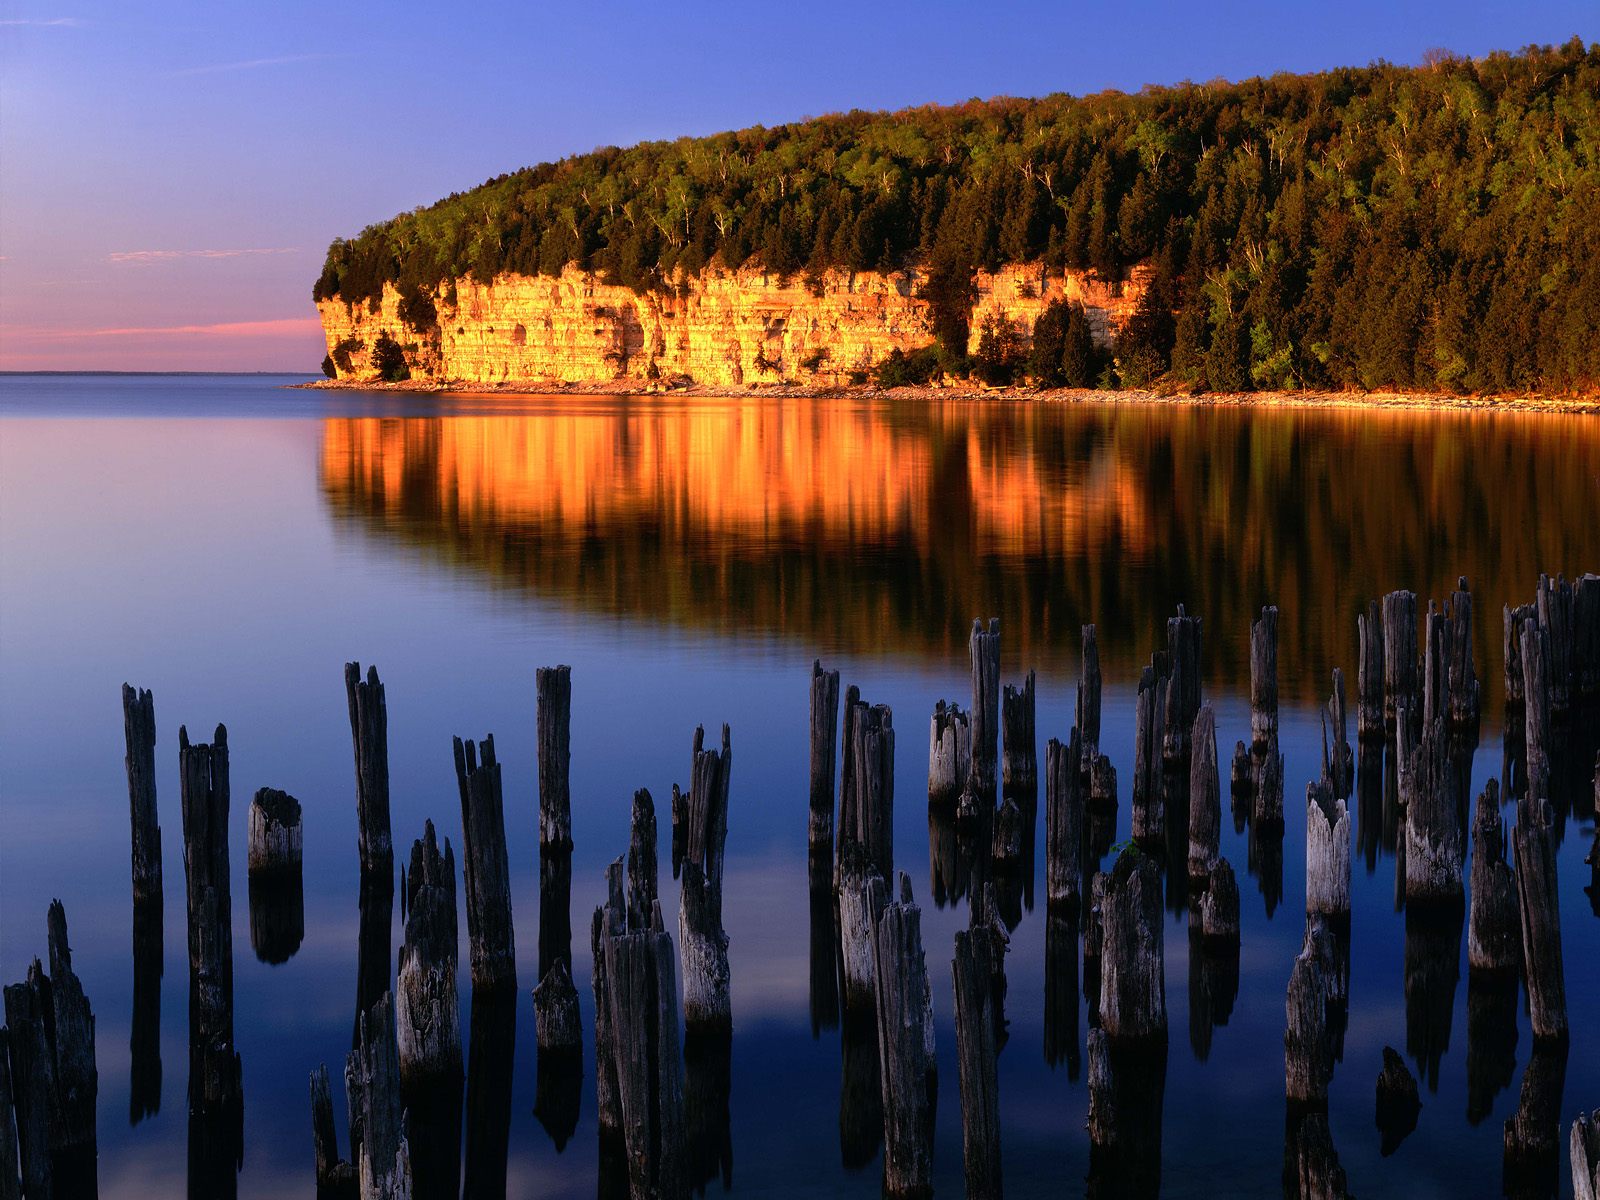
[1187,706,1220,885]
[1199,859,1240,948]
[130,894,163,1125]
[3,966,53,1200]
[590,904,622,1151]
[1447,578,1480,731]
[1078,624,1102,762]
[990,796,1023,871]
[953,927,1001,1200]
[346,993,411,1200]
[536,664,573,849]
[1163,606,1203,768]
[396,822,460,1100]
[1250,606,1279,752]
[1521,623,1552,805]
[873,875,934,1199]
[810,661,841,852]
[1513,795,1567,1044]
[1400,709,1465,908]
[1002,669,1037,807]
[626,788,659,932]
[848,704,894,882]
[838,846,890,1014]
[1045,732,1084,912]
[1098,850,1166,1043]
[1305,775,1351,919]
[247,787,303,877]
[836,684,862,879]
[1357,600,1385,742]
[1285,917,1339,1110]
[1132,661,1168,846]
[1382,591,1419,738]
[969,618,1002,804]
[1538,574,1575,718]
[1574,1109,1600,1200]
[1467,779,1520,975]
[1326,669,1354,798]
[346,663,395,1035]
[679,724,733,1037]
[123,683,162,906]
[179,722,243,1181]
[928,701,971,813]
[42,903,97,1193]
[1253,745,1285,831]
[0,1026,18,1200]
[247,788,306,965]
[454,734,516,991]
[1085,1026,1167,1200]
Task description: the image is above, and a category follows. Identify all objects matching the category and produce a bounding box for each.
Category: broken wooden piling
[1078,624,1102,761]
[969,618,1001,804]
[838,845,890,1014]
[1326,669,1354,799]
[1448,578,1480,731]
[1357,600,1384,742]
[1573,1110,1600,1200]
[1187,705,1221,885]
[396,822,460,1100]
[1250,606,1279,752]
[928,700,971,813]
[1512,795,1567,1043]
[3,966,53,1200]
[1253,745,1285,832]
[1382,591,1419,738]
[953,927,1001,1200]
[873,874,935,1200]
[122,683,162,906]
[680,724,733,1037]
[1468,780,1520,976]
[1163,607,1203,767]
[1045,732,1084,912]
[536,664,573,850]
[1305,775,1351,919]
[1098,850,1167,1043]
[810,661,841,851]
[847,703,894,882]
[1002,669,1036,805]
[130,895,163,1124]
[1521,623,1552,805]
[532,959,582,1150]
[345,662,393,878]
[1399,709,1464,909]
[346,993,411,1200]
[454,733,517,991]
[1132,661,1168,845]
[1199,859,1240,948]
[247,786,302,877]
[311,1063,357,1199]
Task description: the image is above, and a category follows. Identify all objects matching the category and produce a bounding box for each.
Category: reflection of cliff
[319,398,1600,712]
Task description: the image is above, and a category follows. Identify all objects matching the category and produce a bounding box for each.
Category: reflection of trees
[319,398,1599,710]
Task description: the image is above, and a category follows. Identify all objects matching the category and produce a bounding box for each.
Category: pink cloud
[108,248,299,264]
[13,317,323,339]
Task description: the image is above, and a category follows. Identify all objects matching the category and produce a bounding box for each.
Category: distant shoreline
[292,377,1600,416]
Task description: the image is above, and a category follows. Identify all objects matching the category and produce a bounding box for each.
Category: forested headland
[315,40,1599,396]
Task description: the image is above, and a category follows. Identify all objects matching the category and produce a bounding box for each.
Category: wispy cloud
[0,17,86,26]
[15,317,323,339]
[167,52,332,77]
[108,247,299,264]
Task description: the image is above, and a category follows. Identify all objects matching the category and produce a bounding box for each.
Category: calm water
[0,374,1596,1198]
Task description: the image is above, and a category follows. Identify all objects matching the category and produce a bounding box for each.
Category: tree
[1028,301,1068,386]
[974,313,1024,385]
[371,333,410,382]
[321,354,337,379]
[1059,301,1102,388]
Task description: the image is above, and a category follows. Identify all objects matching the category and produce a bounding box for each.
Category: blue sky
[1,1,1593,370]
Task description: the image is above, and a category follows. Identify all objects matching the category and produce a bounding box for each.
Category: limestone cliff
[317,262,1150,386]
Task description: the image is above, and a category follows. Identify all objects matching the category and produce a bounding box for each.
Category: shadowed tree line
[315,41,1599,395]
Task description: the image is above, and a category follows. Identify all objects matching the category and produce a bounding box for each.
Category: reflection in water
[319,399,1600,707]
[1464,970,1519,1126]
[1086,1032,1166,1200]
[1502,1042,1569,1200]
[1404,907,1464,1093]
[355,872,394,1049]
[684,1032,734,1193]
[1043,902,1081,1078]
[807,856,840,1038]
[537,846,573,985]
[838,1010,883,1170]
[1186,919,1239,1063]
[247,874,305,965]
[464,986,517,1198]
[130,895,163,1124]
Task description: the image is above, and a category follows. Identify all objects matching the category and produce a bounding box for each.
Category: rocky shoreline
[292,377,1600,416]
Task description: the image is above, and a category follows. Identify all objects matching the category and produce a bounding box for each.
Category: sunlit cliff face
[319,396,1600,717]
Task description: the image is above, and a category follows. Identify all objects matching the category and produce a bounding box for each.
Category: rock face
[318,261,1150,386]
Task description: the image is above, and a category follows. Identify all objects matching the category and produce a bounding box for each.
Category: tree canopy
[315,40,1600,394]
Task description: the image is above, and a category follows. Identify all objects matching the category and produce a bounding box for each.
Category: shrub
[872,345,941,387]
[331,337,361,373]
[371,333,410,382]
[974,312,1024,385]
[321,354,337,379]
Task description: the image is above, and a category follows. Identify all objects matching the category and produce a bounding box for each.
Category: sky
[0,1,1594,372]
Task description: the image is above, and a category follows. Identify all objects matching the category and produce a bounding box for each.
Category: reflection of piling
[1086,1029,1166,1200]
[310,1064,356,1199]
[1285,917,1340,1111]
[1466,970,1519,1125]
[1502,1042,1568,1199]
[131,895,164,1124]
[680,725,733,1037]
[532,960,581,1150]
[684,1030,733,1195]
[1404,905,1463,1092]
[123,683,163,905]
[455,734,517,991]
[1043,902,1081,1077]
[953,927,1001,1200]
[873,875,935,1200]
[463,984,518,1199]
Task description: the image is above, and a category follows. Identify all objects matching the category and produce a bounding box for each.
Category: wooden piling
[1576,573,1600,704]
[1199,859,1240,948]
[1357,600,1385,742]
[311,1064,357,1199]
[847,704,894,881]
[1512,795,1567,1043]
[1537,574,1574,718]
[1164,607,1203,767]
[534,664,574,853]
[1467,780,1520,975]
[838,845,890,1013]
[873,875,934,1200]
[1250,606,1279,752]
[1078,624,1102,760]
[396,821,460,1100]
[590,906,622,1147]
[3,966,53,1200]
[532,959,582,1150]
[1400,710,1464,908]
[837,684,862,881]
[627,788,659,932]
[345,663,393,878]
[990,797,1023,871]
[953,928,1001,1200]
[1447,578,1480,731]
[346,992,411,1200]
[1521,623,1552,804]
[1253,745,1285,831]
[179,723,242,1146]
[0,1028,18,1200]
[1187,705,1221,885]
[454,734,517,991]
[1001,669,1037,801]
[928,701,971,813]
[41,902,97,1193]
[1132,662,1168,845]
[1305,776,1351,918]
[680,724,733,1036]
[1045,732,1084,911]
[969,618,1001,803]
[1382,591,1419,737]
[122,683,162,906]
[1098,851,1167,1043]
[247,786,303,876]
[1574,1110,1600,1200]
[1285,918,1339,1110]
[537,843,573,987]
[1326,669,1353,798]
[810,661,841,851]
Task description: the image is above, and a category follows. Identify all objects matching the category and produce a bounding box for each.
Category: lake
[0,374,1596,1198]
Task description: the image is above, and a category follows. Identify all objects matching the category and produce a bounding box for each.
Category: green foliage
[316,41,1600,395]
[397,284,438,331]
[1059,301,1103,388]
[331,337,361,373]
[370,333,410,382]
[872,346,941,387]
[800,348,830,372]
[320,354,337,379]
[974,312,1025,385]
